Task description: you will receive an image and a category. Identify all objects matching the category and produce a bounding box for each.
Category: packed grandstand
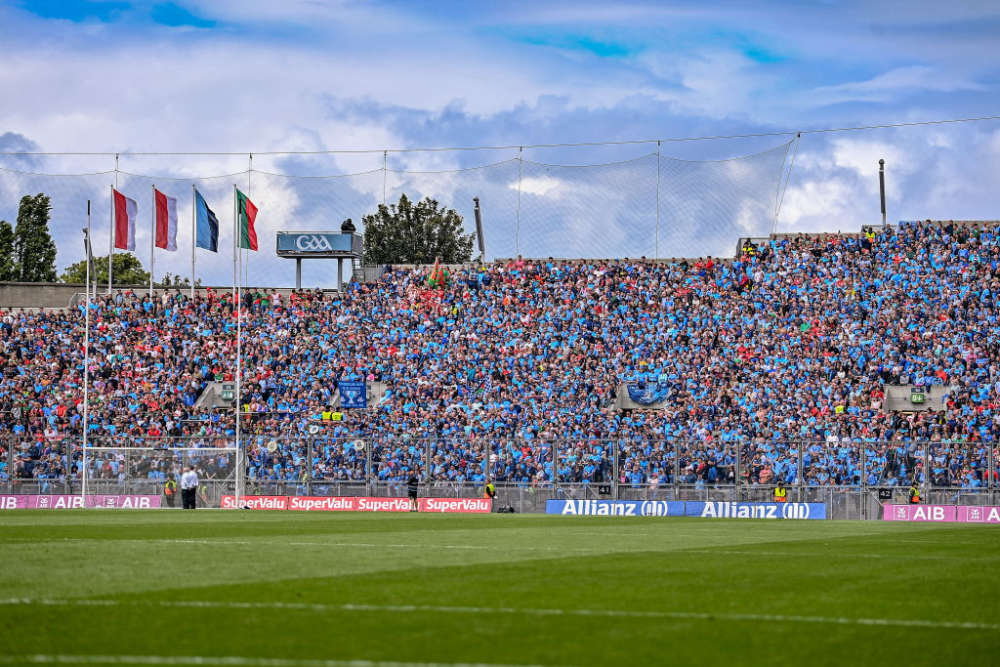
[1,219,997,491]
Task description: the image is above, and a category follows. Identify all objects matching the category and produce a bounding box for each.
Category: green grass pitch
[0,511,997,666]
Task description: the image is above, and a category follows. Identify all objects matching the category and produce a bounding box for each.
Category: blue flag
[338,381,367,409]
[194,189,219,252]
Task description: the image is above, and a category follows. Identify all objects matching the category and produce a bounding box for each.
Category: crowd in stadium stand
[1,219,998,490]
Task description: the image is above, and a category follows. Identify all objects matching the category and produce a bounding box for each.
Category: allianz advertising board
[545,499,825,520]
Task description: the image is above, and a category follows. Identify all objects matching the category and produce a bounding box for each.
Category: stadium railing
[2,436,996,518]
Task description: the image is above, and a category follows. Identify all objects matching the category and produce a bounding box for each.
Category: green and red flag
[236,188,258,251]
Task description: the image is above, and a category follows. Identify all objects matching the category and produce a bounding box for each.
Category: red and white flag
[154,188,178,251]
[112,188,137,251]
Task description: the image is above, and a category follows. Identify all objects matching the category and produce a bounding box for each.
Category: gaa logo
[294,235,334,252]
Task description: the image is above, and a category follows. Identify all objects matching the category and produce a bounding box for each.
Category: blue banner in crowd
[626,381,670,406]
[337,381,367,409]
[545,499,825,520]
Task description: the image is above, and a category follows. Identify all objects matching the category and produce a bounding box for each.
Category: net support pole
[382,151,388,206]
[82,200,91,501]
[879,158,887,227]
[798,441,805,503]
[672,439,680,495]
[655,141,661,260]
[612,440,618,500]
[515,147,523,257]
[990,443,995,506]
[552,438,559,492]
[860,443,867,519]
[307,439,313,497]
[425,439,431,482]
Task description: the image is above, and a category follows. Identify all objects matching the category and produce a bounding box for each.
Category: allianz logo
[294,234,334,251]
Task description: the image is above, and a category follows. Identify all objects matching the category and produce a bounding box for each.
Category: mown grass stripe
[1,598,995,632]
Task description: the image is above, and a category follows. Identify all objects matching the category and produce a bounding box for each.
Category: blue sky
[0,0,999,283]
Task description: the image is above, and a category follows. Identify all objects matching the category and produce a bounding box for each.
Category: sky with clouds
[0,0,999,286]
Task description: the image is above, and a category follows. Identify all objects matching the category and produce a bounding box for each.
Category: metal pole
[150,184,155,297]
[797,441,805,503]
[733,439,741,501]
[82,201,91,501]
[673,438,680,497]
[655,141,661,260]
[108,183,114,296]
[365,440,372,495]
[190,184,196,299]
[515,147,523,256]
[425,438,431,482]
[306,439,313,497]
[551,439,559,491]
[612,440,619,500]
[337,258,343,291]
[878,159,887,227]
[382,151,387,206]
[860,442,867,519]
[233,184,244,504]
[989,442,995,506]
[295,258,302,289]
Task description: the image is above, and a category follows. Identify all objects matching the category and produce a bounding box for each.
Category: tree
[362,194,474,265]
[0,220,14,281]
[13,193,57,282]
[157,272,202,289]
[60,254,150,286]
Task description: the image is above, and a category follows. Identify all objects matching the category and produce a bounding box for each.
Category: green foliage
[12,193,57,282]
[362,193,474,265]
[0,220,14,281]
[60,253,150,286]
[157,272,202,288]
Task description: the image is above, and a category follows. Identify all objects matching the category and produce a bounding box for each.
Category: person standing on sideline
[484,480,496,510]
[181,466,199,510]
[773,480,787,503]
[407,472,419,512]
[163,474,178,508]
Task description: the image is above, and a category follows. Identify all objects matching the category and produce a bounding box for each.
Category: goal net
[80,447,237,508]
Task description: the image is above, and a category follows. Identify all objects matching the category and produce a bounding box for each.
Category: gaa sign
[276,231,362,258]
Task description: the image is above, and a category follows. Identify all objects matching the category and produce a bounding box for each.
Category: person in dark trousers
[180,466,199,510]
[163,475,177,508]
[407,473,419,512]
[908,481,921,504]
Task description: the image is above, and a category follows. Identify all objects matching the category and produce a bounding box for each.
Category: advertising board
[882,504,1000,523]
[545,499,825,519]
[220,495,491,513]
[0,495,161,509]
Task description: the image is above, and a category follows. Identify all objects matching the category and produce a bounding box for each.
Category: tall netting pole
[515,147,523,256]
[82,200,90,501]
[655,141,661,260]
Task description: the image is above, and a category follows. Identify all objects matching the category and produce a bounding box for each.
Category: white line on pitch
[0,655,550,667]
[0,598,995,632]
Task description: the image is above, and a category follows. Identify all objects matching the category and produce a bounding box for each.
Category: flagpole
[108,185,114,296]
[150,185,155,298]
[233,184,242,505]
[191,185,196,299]
[83,200,91,501]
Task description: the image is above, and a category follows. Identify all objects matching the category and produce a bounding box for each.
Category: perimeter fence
[3,437,996,518]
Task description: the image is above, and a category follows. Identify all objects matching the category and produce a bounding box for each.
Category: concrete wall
[0,283,350,309]
[0,282,92,309]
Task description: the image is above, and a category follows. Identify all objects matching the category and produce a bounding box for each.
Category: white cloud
[514,175,562,197]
